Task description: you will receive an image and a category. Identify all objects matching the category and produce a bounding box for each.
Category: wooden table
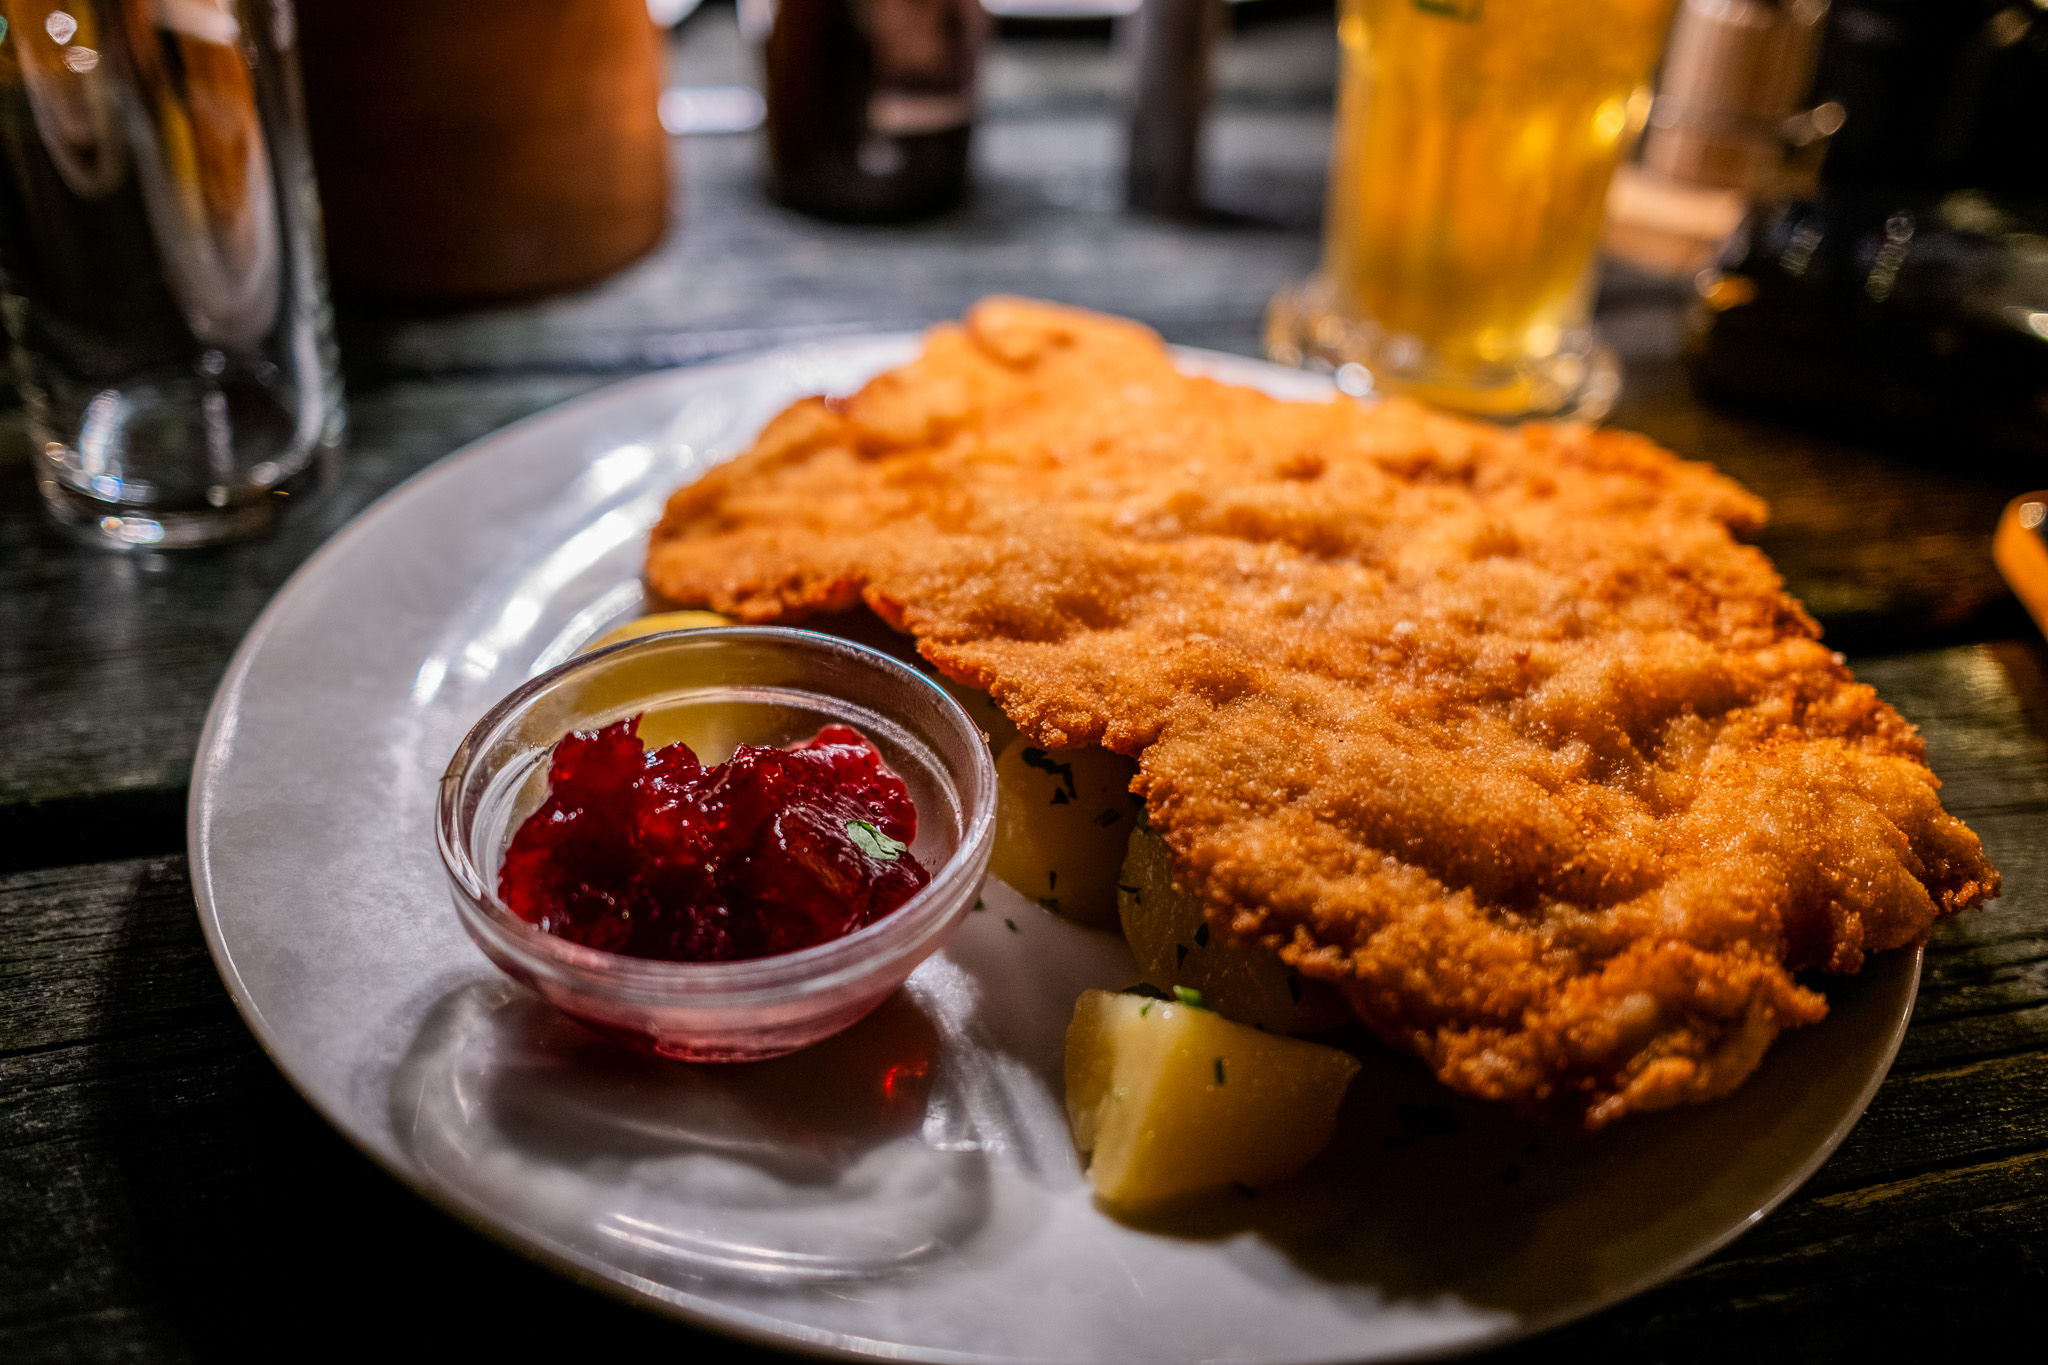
[4,10,2042,1360]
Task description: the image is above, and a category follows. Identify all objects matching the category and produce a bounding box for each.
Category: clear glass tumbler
[1269,0,1676,420]
[0,1,343,548]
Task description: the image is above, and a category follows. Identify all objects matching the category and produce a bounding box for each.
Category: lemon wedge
[583,609,731,652]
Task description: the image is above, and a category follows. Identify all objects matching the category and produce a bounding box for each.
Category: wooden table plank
[0,376,604,854]
[1507,1192,2046,1361]
[1605,305,2031,655]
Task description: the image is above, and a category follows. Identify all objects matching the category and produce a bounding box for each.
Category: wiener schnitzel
[646,299,1996,1128]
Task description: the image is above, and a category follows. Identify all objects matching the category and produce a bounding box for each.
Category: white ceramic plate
[190,336,1918,1363]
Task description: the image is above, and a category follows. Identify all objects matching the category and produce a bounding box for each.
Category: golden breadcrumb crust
[646,298,1997,1127]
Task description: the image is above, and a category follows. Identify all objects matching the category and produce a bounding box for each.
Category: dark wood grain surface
[3,7,2042,1360]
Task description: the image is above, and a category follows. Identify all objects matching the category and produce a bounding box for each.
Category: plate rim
[1502,942,1919,1345]
[186,333,1919,1364]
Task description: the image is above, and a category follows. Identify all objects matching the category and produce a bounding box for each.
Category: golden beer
[1276,0,1674,416]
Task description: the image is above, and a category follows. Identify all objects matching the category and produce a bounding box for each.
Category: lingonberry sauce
[499,718,931,961]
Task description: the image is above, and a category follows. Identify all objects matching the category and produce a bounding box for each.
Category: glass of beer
[1269,0,1676,419]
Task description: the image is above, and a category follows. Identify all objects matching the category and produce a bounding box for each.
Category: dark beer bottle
[762,0,987,221]
[1682,1,2048,457]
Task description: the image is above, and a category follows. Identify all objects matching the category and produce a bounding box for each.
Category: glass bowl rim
[435,624,999,1003]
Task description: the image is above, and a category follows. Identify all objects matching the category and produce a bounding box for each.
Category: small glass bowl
[436,626,998,1062]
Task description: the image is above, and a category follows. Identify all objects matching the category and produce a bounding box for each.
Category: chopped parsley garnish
[1004,918,1019,932]
[846,820,907,861]
[1173,985,1209,1010]
[1020,747,1077,798]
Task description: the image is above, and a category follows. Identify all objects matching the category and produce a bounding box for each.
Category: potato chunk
[1118,827,1352,1033]
[988,740,1141,929]
[1065,989,1360,1207]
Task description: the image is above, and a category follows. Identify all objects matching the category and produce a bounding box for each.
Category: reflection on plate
[192,337,1917,1362]
[397,982,994,1284]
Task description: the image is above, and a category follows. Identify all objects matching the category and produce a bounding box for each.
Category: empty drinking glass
[0,0,343,548]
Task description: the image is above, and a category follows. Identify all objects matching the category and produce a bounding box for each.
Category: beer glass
[1269,0,1676,419]
[0,0,342,549]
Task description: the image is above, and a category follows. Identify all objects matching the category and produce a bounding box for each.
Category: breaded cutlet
[646,298,1997,1127]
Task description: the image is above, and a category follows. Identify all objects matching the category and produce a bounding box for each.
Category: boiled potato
[988,739,1142,929]
[584,609,731,652]
[1065,988,1360,1207]
[1119,825,1352,1034]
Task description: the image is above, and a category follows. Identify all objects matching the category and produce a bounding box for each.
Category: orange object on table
[1993,493,2048,637]
[294,0,669,302]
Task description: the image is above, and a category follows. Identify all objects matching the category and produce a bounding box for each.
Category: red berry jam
[498,719,931,961]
